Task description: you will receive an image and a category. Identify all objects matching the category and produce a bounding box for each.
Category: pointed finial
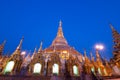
[109,24,114,30]
[96,49,100,58]
[38,41,43,52]
[84,49,87,57]
[1,40,6,46]
[31,47,37,59]
[17,37,24,50]
[90,52,94,61]
[57,20,64,37]
[90,51,92,58]
[59,20,62,27]
[109,24,119,35]
[33,47,37,53]
[0,40,6,54]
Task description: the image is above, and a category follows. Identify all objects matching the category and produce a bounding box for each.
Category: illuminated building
[0,21,119,79]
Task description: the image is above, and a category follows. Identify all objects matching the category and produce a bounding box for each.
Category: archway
[73,65,79,76]
[4,61,15,74]
[33,63,42,74]
[52,63,59,75]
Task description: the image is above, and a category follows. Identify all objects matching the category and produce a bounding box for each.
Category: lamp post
[95,44,104,76]
[95,44,104,57]
[95,44,104,58]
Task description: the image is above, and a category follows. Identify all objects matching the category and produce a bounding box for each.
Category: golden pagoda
[0,21,118,80]
[29,21,82,76]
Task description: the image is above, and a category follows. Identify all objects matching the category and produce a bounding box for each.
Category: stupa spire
[52,20,68,46]
[110,24,114,30]
[90,52,94,61]
[31,47,37,59]
[38,41,43,53]
[1,40,6,46]
[59,20,62,27]
[110,24,119,37]
[84,49,87,57]
[57,20,64,38]
[0,40,6,56]
[17,37,24,50]
[96,49,100,58]
[12,37,24,56]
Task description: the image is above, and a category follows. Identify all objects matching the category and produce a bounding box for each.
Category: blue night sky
[0,0,120,60]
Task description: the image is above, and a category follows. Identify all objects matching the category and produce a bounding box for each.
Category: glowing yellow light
[62,50,67,53]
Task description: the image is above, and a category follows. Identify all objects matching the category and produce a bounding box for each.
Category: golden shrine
[0,21,120,80]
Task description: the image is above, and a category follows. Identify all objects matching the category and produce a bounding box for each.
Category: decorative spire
[59,20,62,27]
[110,24,114,30]
[90,52,92,58]
[110,24,120,66]
[83,49,90,63]
[110,24,120,55]
[110,24,119,38]
[34,47,37,54]
[17,37,24,50]
[96,49,100,58]
[51,20,68,46]
[90,52,93,59]
[84,49,87,57]
[0,40,6,55]
[38,41,43,52]
[90,52,94,62]
[31,47,37,59]
[57,20,64,38]
[11,37,24,57]
[1,40,6,46]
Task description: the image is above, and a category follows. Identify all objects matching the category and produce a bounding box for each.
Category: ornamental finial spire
[17,37,24,50]
[2,40,6,46]
[31,47,37,59]
[84,49,87,57]
[110,24,115,30]
[38,41,43,52]
[59,20,62,27]
[57,20,64,37]
[51,20,68,46]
